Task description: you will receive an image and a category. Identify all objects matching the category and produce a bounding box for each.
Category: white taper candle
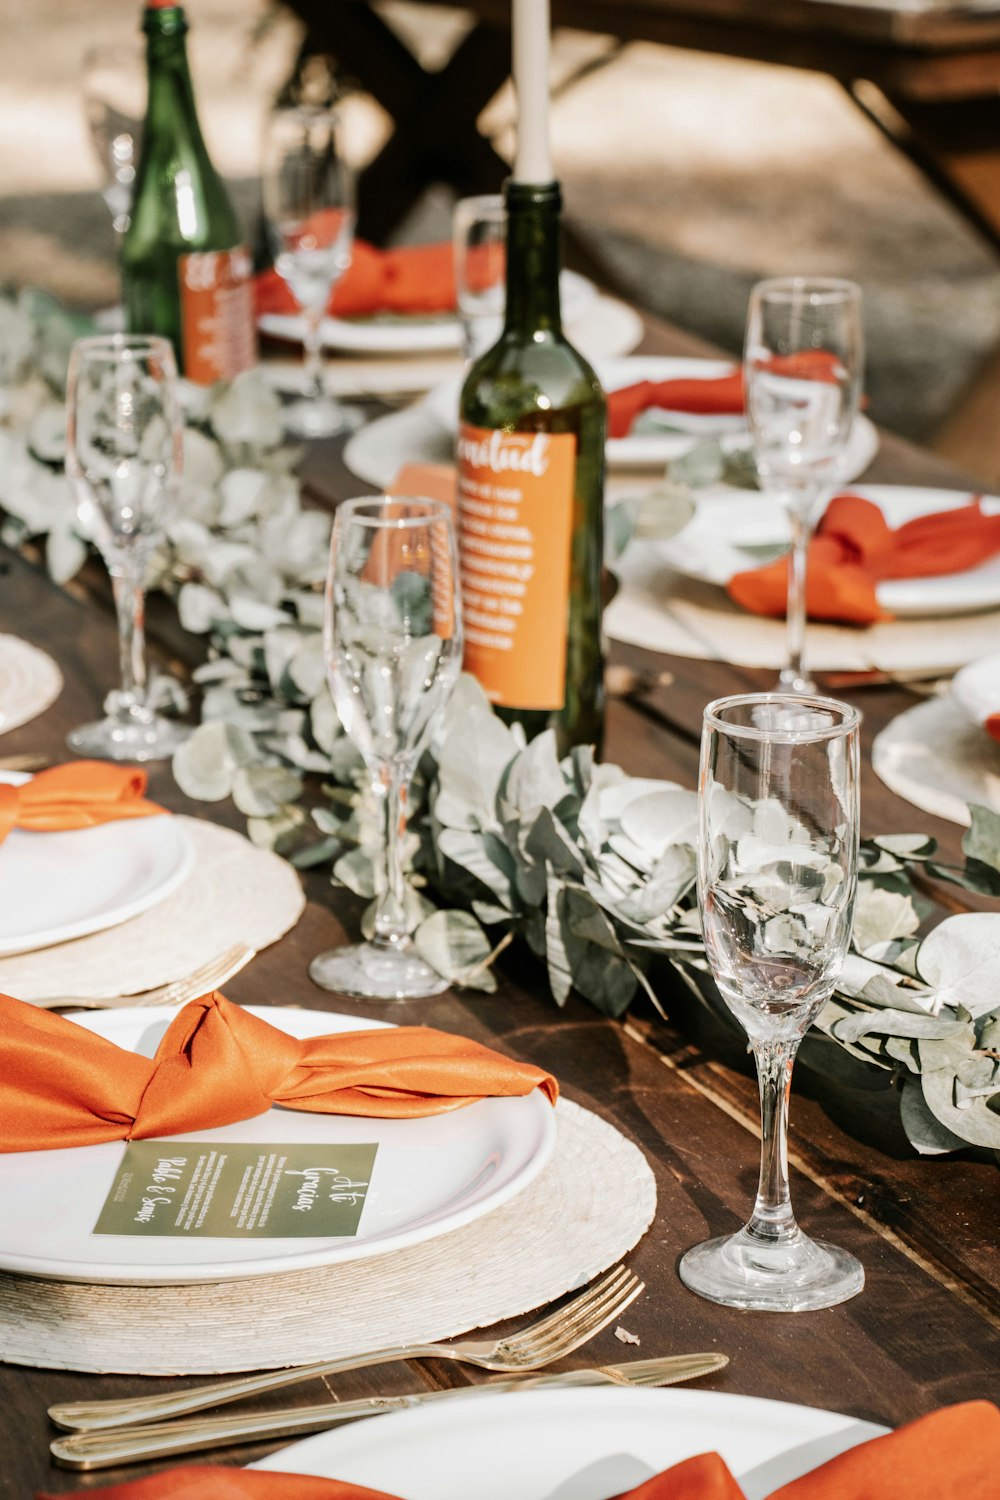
[512,0,554,183]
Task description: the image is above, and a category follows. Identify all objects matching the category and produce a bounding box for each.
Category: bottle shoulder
[460,331,605,427]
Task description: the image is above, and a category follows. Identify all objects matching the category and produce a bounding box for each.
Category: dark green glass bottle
[456,181,606,756]
[122,1,256,383]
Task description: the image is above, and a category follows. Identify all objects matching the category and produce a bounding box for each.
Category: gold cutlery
[50,1355,729,1470]
[49,1265,643,1433]
[34,943,256,1011]
[0,752,49,772]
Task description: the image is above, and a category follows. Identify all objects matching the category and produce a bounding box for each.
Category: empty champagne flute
[744,278,863,694]
[65,334,188,762]
[82,45,145,242]
[453,194,506,362]
[679,692,863,1311]
[310,497,463,1000]
[262,103,358,438]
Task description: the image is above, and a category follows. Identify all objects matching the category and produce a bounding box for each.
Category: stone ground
[1,0,997,443]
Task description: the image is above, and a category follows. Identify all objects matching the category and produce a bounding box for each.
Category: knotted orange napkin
[0,761,164,850]
[256,240,456,322]
[35,1400,1000,1500]
[607,371,744,439]
[1,991,557,1152]
[728,492,1000,625]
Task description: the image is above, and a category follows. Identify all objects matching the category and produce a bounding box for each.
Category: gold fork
[49,1264,644,1433]
[34,943,256,1011]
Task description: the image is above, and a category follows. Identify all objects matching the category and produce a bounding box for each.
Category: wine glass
[82,45,145,242]
[310,496,463,1000]
[743,278,864,695]
[262,103,358,438]
[679,692,863,1312]
[453,194,506,362]
[64,334,189,762]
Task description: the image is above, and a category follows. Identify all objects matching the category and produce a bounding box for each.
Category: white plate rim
[0,773,194,956]
[659,483,1000,619]
[953,650,1000,725]
[259,270,598,354]
[251,1386,890,1500]
[0,1004,557,1284]
[418,356,879,478]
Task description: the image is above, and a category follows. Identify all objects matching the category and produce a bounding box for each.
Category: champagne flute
[82,45,145,242]
[679,692,863,1312]
[262,103,358,439]
[744,278,864,694]
[310,496,463,1000]
[64,334,189,762]
[452,194,506,363]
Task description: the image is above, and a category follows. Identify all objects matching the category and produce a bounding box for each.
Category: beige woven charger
[0,1100,656,1374]
[0,634,62,735]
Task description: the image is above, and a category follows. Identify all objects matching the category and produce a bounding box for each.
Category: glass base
[309,940,449,1001]
[67,714,191,764]
[282,393,362,439]
[679,1225,864,1312]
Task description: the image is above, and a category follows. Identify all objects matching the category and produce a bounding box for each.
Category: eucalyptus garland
[1,289,997,1161]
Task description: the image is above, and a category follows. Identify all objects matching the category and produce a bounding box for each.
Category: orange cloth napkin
[0,761,164,849]
[728,492,1000,625]
[607,371,744,439]
[256,240,456,321]
[36,1401,1000,1500]
[607,351,851,440]
[1,991,557,1152]
[986,713,1000,743]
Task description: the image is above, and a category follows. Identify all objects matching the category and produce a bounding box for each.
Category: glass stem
[303,307,325,402]
[372,762,410,950]
[747,1035,800,1245]
[111,565,149,721]
[783,495,813,692]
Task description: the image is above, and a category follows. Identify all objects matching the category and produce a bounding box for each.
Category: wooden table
[1,313,998,1496]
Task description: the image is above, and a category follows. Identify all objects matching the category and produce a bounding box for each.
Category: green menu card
[93,1140,379,1239]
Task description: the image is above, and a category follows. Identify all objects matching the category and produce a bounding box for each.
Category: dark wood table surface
[1,312,997,1497]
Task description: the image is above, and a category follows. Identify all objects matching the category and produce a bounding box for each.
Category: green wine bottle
[122,0,256,383]
[456,180,606,755]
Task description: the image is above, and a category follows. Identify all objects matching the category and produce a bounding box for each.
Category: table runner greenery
[1,290,998,1161]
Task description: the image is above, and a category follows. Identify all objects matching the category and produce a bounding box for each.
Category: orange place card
[456,424,576,711]
[179,246,257,384]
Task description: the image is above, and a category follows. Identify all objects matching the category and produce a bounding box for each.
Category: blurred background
[1,0,998,449]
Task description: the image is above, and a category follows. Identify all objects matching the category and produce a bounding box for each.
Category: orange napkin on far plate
[255,240,456,322]
[1,991,557,1152]
[35,1401,1000,1500]
[0,761,164,850]
[728,492,1000,625]
[607,370,744,439]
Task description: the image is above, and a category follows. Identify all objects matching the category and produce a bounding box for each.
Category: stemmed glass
[679,692,863,1311]
[64,334,189,762]
[261,103,358,438]
[452,194,506,363]
[310,496,463,1000]
[82,45,145,243]
[743,278,864,694]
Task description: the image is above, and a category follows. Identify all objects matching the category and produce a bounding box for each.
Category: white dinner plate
[0,774,194,956]
[0,1004,556,1284]
[258,269,599,355]
[252,1387,888,1499]
[420,355,879,476]
[953,651,1000,730]
[658,484,1000,619]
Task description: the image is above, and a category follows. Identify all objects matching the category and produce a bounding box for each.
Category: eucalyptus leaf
[172,720,258,801]
[917,913,1000,1020]
[963,804,1000,875]
[232,764,304,817]
[899,1078,972,1156]
[413,908,496,991]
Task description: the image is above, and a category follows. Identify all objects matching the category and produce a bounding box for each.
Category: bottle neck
[503,181,563,337]
[141,6,205,149]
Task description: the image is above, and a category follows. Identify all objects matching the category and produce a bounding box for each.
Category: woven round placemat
[0,819,305,1002]
[0,634,62,735]
[0,1100,656,1374]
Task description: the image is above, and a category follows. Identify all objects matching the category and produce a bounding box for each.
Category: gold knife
[50,1354,729,1470]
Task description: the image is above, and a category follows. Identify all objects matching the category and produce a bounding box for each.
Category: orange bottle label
[178,247,256,384]
[457,423,576,711]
